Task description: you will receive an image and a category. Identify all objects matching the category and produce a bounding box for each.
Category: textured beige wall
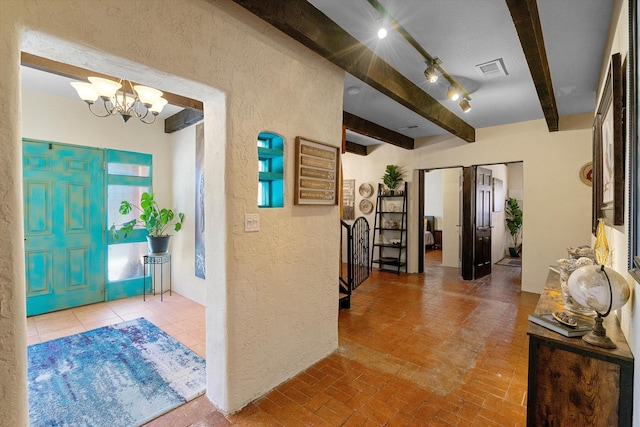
[3,0,343,417]
[0,2,28,425]
[342,113,593,294]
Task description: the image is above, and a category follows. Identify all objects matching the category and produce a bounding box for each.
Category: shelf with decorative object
[370,182,407,275]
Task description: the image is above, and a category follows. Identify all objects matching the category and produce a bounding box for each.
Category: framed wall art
[593,52,624,229]
[342,179,355,219]
[294,136,340,205]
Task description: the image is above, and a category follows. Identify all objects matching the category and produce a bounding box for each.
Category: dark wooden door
[474,167,492,278]
[461,166,492,280]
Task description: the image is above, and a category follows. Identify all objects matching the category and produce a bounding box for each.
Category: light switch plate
[244,213,260,232]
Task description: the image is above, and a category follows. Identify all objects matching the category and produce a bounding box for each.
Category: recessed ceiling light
[346,86,361,95]
[377,27,388,39]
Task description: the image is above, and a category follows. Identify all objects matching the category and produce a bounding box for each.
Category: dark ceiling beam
[505,0,559,132]
[231,0,475,143]
[343,112,414,149]
[20,52,203,114]
[345,141,368,156]
[164,108,204,134]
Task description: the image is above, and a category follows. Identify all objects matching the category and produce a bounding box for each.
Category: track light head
[459,97,471,113]
[447,86,460,101]
[424,66,438,83]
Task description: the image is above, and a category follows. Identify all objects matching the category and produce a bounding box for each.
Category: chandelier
[70,77,168,124]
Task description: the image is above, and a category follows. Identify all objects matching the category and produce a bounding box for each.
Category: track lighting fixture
[366,0,475,111]
[447,86,460,101]
[459,97,471,113]
[424,65,438,83]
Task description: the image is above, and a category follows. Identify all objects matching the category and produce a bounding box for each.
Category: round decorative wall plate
[579,162,593,187]
[359,183,373,198]
[359,199,373,214]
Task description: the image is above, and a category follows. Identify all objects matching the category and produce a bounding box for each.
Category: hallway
[29,262,537,426]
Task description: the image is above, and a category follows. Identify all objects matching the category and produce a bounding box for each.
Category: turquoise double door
[23,140,105,316]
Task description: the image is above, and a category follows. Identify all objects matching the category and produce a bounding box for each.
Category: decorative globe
[567,265,630,314]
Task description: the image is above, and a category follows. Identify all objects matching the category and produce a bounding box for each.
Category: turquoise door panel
[23,140,105,316]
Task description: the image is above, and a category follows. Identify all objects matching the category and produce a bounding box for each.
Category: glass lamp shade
[567,264,630,313]
[70,82,99,103]
[149,98,168,114]
[134,85,163,107]
[88,77,122,99]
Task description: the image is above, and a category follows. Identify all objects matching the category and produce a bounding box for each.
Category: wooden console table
[527,269,633,426]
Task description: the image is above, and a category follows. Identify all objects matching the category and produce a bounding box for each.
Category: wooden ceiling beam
[506,0,559,132]
[345,141,368,156]
[343,112,414,150]
[231,0,475,143]
[164,108,204,134]
[20,52,204,112]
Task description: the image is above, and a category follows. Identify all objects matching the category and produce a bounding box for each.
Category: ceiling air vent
[475,58,508,79]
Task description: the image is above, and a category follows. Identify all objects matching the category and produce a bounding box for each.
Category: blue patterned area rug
[28,317,206,427]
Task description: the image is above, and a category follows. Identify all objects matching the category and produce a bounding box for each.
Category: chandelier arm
[87,102,113,118]
[139,111,157,125]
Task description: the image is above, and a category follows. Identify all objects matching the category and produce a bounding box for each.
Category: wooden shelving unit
[371,182,407,275]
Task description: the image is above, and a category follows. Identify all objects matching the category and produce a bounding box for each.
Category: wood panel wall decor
[294,136,340,205]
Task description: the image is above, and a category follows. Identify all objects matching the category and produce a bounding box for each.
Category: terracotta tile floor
[29,255,539,426]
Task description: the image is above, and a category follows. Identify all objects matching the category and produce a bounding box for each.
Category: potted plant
[505,197,523,257]
[110,192,184,254]
[382,164,404,195]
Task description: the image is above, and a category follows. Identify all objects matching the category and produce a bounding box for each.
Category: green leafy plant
[382,164,404,190]
[505,197,523,251]
[110,192,184,240]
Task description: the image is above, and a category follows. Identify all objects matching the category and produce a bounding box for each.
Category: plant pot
[508,247,519,258]
[389,189,395,196]
[147,235,171,254]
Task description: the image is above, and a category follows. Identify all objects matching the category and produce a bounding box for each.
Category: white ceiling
[20,1,614,141]
[309,0,614,144]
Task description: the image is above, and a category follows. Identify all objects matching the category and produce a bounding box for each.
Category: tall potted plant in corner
[505,197,523,257]
[110,192,184,254]
[382,164,404,195]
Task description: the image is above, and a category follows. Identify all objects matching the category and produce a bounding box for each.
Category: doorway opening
[417,162,524,282]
